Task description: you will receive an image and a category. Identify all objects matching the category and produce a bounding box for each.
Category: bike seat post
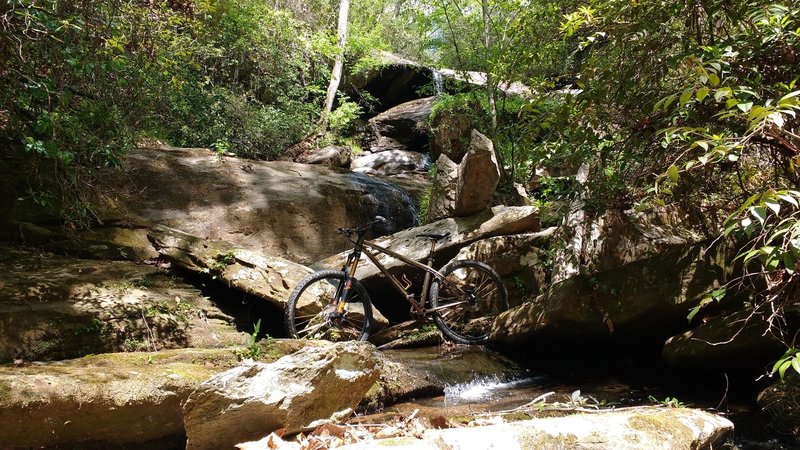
[426,239,437,266]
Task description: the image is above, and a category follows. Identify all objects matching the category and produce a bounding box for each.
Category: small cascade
[432,69,444,95]
[444,375,541,406]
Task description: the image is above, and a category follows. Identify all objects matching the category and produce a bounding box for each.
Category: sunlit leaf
[667,165,679,181]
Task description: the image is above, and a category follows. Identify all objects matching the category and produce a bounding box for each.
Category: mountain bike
[284,216,508,344]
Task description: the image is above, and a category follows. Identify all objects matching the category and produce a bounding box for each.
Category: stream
[355,346,798,449]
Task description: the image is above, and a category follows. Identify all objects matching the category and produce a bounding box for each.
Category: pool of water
[356,346,799,449]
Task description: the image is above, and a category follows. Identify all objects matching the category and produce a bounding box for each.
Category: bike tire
[429,260,509,344]
[285,269,373,342]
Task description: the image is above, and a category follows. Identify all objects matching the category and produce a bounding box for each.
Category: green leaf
[784,253,796,274]
[779,194,799,207]
[765,200,781,215]
[792,357,800,375]
[696,87,710,102]
[679,89,693,106]
[667,165,679,182]
[737,102,753,112]
[779,359,792,380]
[751,206,767,225]
[779,91,800,106]
[708,73,720,86]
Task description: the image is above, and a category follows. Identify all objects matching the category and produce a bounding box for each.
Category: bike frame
[341,232,463,317]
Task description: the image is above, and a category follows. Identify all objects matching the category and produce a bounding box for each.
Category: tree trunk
[482,0,497,135]
[319,0,350,133]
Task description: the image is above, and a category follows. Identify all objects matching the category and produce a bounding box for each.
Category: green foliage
[235,319,263,361]
[2,0,328,225]
[772,348,800,380]
[328,98,363,135]
[648,395,687,408]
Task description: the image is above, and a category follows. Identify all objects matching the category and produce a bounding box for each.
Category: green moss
[0,380,11,402]
[518,430,579,449]
[627,412,693,444]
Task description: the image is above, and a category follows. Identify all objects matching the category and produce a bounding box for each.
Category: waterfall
[432,69,444,96]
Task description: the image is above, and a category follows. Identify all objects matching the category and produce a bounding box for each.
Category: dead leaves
[236,410,456,450]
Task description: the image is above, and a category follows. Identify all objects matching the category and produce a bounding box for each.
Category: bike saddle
[417,231,451,241]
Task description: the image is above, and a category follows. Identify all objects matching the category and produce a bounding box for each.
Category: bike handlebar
[337,216,387,237]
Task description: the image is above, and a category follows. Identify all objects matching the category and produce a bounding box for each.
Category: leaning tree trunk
[319,0,351,134]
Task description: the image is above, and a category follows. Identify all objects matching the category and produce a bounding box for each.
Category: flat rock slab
[316,206,539,319]
[0,349,238,450]
[338,408,733,449]
[0,246,246,362]
[112,146,418,264]
[0,342,322,450]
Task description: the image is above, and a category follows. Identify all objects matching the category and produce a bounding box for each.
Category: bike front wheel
[429,260,509,344]
[285,270,373,342]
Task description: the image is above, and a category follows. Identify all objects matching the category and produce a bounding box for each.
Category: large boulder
[109,146,417,264]
[492,240,727,346]
[363,97,434,154]
[452,228,556,307]
[303,145,352,167]
[551,205,710,285]
[429,100,475,163]
[758,373,800,440]
[427,130,501,222]
[183,341,381,450]
[337,407,732,450]
[351,150,430,176]
[148,226,312,310]
[316,206,539,320]
[663,308,799,371]
[342,52,434,111]
[0,245,246,363]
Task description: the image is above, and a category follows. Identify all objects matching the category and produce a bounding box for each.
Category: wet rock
[452,228,556,307]
[363,97,434,154]
[109,146,417,264]
[317,206,539,320]
[361,346,520,411]
[0,349,241,450]
[758,373,800,440]
[351,150,430,176]
[0,245,246,363]
[663,308,799,371]
[368,320,443,349]
[492,241,727,346]
[427,130,501,222]
[183,341,381,450]
[337,407,732,450]
[304,145,352,167]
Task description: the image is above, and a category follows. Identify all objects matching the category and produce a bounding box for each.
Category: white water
[444,376,541,405]
[432,70,444,95]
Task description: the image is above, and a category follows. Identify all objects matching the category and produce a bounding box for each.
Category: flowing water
[361,346,798,449]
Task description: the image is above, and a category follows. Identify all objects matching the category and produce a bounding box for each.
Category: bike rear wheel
[285,270,373,341]
[429,260,508,344]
